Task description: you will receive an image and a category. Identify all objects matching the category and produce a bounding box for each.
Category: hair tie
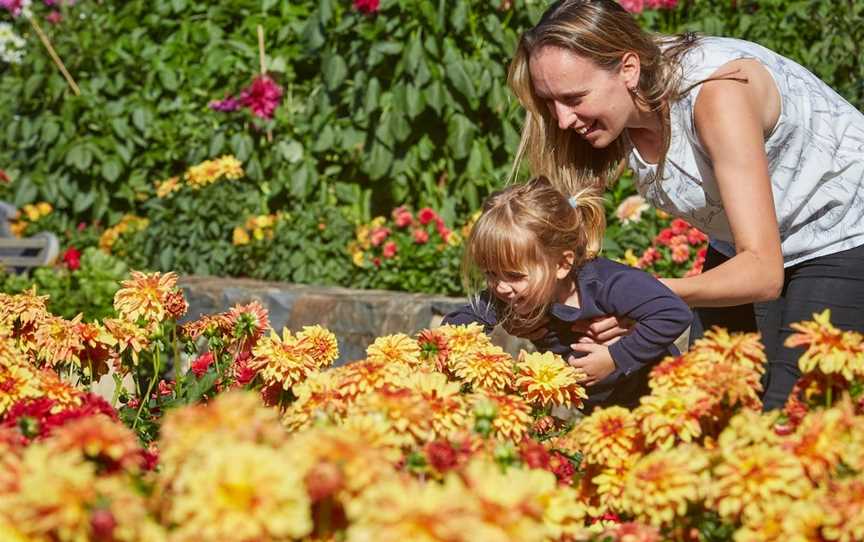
[568,195,579,208]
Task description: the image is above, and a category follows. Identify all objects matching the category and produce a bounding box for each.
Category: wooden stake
[30,15,80,96]
[257,24,273,142]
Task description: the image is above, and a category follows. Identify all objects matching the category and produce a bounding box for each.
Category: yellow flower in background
[154,176,181,198]
[0,287,50,328]
[623,248,640,267]
[406,371,471,440]
[820,477,864,542]
[515,350,587,409]
[786,309,864,381]
[655,209,670,220]
[351,386,433,448]
[573,406,641,468]
[297,324,339,368]
[185,155,244,189]
[251,328,318,391]
[621,445,709,528]
[22,204,41,222]
[366,333,421,367]
[232,226,250,246]
[615,195,649,225]
[99,215,148,253]
[708,443,812,524]
[451,344,515,393]
[167,441,312,542]
[113,270,179,324]
[351,246,365,266]
[36,202,52,216]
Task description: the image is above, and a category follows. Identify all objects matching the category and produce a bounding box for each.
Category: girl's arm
[663,59,784,307]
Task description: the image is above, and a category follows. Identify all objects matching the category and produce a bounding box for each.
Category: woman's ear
[556,250,576,280]
[619,51,641,90]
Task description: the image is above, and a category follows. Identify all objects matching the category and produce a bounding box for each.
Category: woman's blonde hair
[464,176,605,331]
[507,0,700,195]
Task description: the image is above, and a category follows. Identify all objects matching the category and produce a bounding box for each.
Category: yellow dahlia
[283,370,347,432]
[251,327,318,390]
[820,477,864,542]
[166,441,311,542]
[648,353,712,393]
[786,398,859,483]
[366,333,421,367]
[471,393,533,442]
[515,350,587,409]
[297,325,339,368]
[351,386,433,447]
[635,389,711,451]
[0,287,49,330]
[733,494,826,542]
[451,344,515,393]
[0,359,40,416]
[113,271,179,324]
[332,358,411,402]
[184,155,244,189]
[717,409,784,453]
[437,323,493,359]
[708,443,812,524]
[154,175,181,198]
[621,445,709,528]
[573,406,641,468]
[179,312,232,340]
[786,309,864,381]
[690,327,766,374]
[32,314,85,368]
[542,485,590,540]
[406,372,471,440]
[591,454,640,513]
[101,318,150,368]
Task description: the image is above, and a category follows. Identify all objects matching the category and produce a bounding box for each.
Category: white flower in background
[615,194,650,225]
[0,22,26,65]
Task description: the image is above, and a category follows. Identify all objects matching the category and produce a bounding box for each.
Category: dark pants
[690,243,864,410]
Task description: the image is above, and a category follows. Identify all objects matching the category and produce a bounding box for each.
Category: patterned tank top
[627,37,864,266]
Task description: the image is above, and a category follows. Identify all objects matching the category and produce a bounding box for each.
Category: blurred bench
[0,202,60,273]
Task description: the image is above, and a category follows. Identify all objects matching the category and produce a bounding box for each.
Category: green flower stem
[133,349,161,429]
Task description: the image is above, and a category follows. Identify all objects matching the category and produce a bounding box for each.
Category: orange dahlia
[32,314,85,368]
[437,323,492,359]
[785,397,859,483]
[472,393,533,442]
[717,409,784,452]
[283,370,347,432]
[417,328,452,373]
[573,406,641,468]
[332,358,412,402]
[821,477,864,542]
[591,453,640,513]
[515,350,587,409]
[114,270,180,324]
[351,386,434,448]
[0,358,40,416]
[451,344,515,393]
[689,327,766,374]
[648,354,711,393]
[0,287,49,330]
[251,328,318,390]
[407,372,471,440]
[226,301,269,346]
[47,414,144,474]
[621,445,709,527]
[101,318,150,368]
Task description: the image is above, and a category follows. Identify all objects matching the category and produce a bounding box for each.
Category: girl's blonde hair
[464,176,605,331]
[507,0,701,194]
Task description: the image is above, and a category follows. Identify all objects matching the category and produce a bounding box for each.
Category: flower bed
[1,272,862,541]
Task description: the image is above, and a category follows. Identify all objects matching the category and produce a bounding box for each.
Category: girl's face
[485,270,534,315]
[529,45,640,149]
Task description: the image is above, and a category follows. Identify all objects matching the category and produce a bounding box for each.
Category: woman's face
[529,45,638,148]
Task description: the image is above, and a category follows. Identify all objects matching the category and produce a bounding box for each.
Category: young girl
[443,176,692,411]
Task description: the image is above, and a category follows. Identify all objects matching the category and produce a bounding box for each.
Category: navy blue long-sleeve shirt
[443,257,692,410]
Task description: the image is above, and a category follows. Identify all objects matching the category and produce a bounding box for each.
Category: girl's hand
[568,343,616,386]
[570,316,633,344]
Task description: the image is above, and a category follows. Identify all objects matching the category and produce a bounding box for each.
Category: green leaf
[364,78,381,115]
[230,133,254,161]
[73,190,96,213]
[426,80,445,115]
[322,54,348,90]
[66,145,93,171]
[158,68,179,91]
[132,108,150,133]
[446,113,475,159]
[278,140,304,163]
[405,84,426,118]
[101,158,123,183]
[387,111,411,143]
[450,2,468,33]
[445,59,476,101]
[40,121,60,145]
[367,142,393,180]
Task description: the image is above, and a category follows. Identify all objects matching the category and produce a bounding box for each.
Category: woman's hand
[503,316,549,341]
[570,315,633,344]
[568,343,616,386]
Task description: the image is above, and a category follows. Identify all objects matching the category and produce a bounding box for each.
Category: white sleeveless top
[628,37,864,267]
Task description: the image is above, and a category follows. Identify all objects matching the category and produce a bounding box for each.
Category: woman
[506,0,864,409]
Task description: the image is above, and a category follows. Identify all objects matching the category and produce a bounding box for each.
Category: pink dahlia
[353,0,379,14]
[239,75,283,119]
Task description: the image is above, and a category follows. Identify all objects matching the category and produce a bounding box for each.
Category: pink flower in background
[353,0,379,14]
[370,226,390,247]
[618,0,643,13]
[0,0,28,17]
[392,206,413,228]
[382,241,397,259]
[646,0,678,8]
[239,75,283,119]
[208,96,241,112]
[46,10,61,24]
[412,229,429,244]
[62,247,81,270]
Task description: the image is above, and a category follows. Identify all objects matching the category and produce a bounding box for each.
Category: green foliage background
[1,0,862,292]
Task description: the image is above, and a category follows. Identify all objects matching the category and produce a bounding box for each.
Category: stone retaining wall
[179,276,531,365]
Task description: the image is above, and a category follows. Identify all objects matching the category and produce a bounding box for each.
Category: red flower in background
[353,0,379,13]
[62,247,81,270]
[382,241,397,259]
[239,76,283,119]
[417,207,438,225]
[46,10,62,24]
[190,351,215,377]
[0,170,10,183]
[392,207,413,228]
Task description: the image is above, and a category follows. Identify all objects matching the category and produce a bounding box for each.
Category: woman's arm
[664,59,784,308]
